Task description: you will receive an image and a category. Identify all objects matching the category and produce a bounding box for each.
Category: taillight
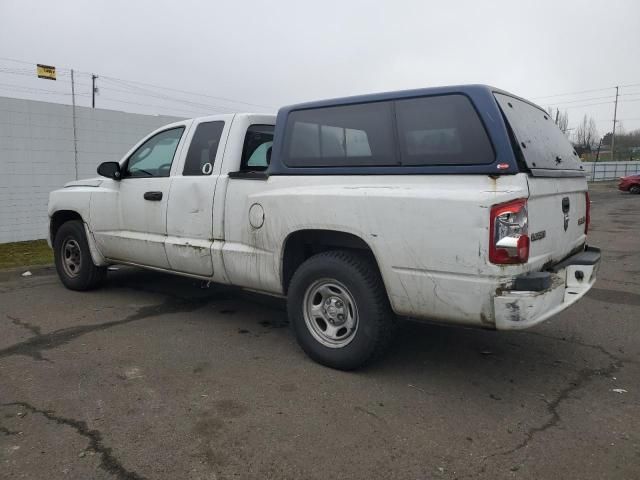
[585,192,590,235]
[490,199,529,264]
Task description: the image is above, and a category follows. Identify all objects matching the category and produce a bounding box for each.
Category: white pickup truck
[48,85,600,369]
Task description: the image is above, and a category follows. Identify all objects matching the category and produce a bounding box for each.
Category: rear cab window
[494,93,584,175]
[241,125,275,172]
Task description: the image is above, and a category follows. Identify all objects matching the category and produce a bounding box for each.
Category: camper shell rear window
[494,93,584,174]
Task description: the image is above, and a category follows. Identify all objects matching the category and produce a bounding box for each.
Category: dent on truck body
[221,172,528,327]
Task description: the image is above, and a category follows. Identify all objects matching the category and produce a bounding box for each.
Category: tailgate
[494,91,589,268]
[526,175,588,267]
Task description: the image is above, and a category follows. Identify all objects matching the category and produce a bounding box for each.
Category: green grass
[0,239,53,269]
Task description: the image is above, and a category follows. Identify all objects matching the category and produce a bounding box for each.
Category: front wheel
[287,250,395,370]
[53,220,106,291]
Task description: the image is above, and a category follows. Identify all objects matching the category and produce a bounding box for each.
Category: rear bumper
[494,247,600,330]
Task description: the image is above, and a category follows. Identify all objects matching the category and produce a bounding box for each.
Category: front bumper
[494,247,600,330]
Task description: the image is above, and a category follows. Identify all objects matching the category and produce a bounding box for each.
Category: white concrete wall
[0,97,180,243]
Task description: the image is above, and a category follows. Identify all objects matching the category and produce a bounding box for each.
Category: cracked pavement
[1,183,639,479]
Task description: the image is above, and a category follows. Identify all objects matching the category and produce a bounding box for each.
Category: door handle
[144,191,163,201]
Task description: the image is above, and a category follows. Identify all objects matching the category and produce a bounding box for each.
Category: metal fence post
[70,69,79,180]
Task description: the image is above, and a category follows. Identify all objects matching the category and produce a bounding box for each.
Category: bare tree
[547,107,569,135]
[557,110,569,135]
[573,114,599,150]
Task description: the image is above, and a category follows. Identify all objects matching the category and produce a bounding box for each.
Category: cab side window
[126,127,184,178]
[240,125,274,172]
[183,121,225,176]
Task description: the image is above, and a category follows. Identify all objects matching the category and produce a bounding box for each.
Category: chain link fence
[583,161,640,181]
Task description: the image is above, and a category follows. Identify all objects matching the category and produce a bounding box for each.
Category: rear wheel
[287,250,395,370]
[630,185,640,194]
[53,220,106,290]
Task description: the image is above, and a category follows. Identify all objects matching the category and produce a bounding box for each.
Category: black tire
[630,185,640,194]
[287,250,395,370]
[53,220,107,291]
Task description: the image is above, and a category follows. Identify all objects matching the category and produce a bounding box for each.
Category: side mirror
[97,161,121,180]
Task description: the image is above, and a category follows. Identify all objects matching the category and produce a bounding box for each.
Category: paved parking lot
[1,182,638,480]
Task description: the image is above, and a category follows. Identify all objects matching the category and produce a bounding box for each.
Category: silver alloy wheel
[61,237,82,278]
[303,278,359,348]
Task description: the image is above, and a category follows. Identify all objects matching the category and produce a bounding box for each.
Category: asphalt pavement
[1,182,638,479]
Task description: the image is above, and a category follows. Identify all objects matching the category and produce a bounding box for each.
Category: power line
[0,56,72,72]
[545,95,615,106]
[0,55,273,110]
[0,68,72,79]
[593,117,640,124]
[563,101,615,109]
[547,96,640,111]
[99,75,274,110]
[97,96,214,117]
[99,78,240,113]
[532,86,615,100]
[533,82,640,101]
[97,85,236,114]
[0,81,90,96]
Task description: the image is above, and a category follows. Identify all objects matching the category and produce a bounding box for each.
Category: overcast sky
[1,0,639,134]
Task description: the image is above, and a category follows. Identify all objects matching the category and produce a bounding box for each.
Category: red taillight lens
[489,199,529,264]
[517,234,530,260]
[585,192,590,235]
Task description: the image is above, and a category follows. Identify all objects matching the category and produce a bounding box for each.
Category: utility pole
[611,86,619,161]
[91,74,98,108]
[70,69,79,180]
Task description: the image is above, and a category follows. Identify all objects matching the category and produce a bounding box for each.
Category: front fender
[48,187,93,223]
[48,186,108,266]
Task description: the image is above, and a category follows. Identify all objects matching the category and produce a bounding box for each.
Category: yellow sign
[37,64,56,81]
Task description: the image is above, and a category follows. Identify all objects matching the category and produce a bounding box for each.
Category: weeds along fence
[0,96,180,243]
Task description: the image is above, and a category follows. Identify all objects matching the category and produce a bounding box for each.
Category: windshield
[495,93,585,174]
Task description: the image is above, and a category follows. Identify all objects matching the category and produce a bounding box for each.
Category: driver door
[92,125,188,269]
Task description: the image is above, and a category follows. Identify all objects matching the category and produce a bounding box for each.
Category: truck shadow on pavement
[98,266,624,382]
